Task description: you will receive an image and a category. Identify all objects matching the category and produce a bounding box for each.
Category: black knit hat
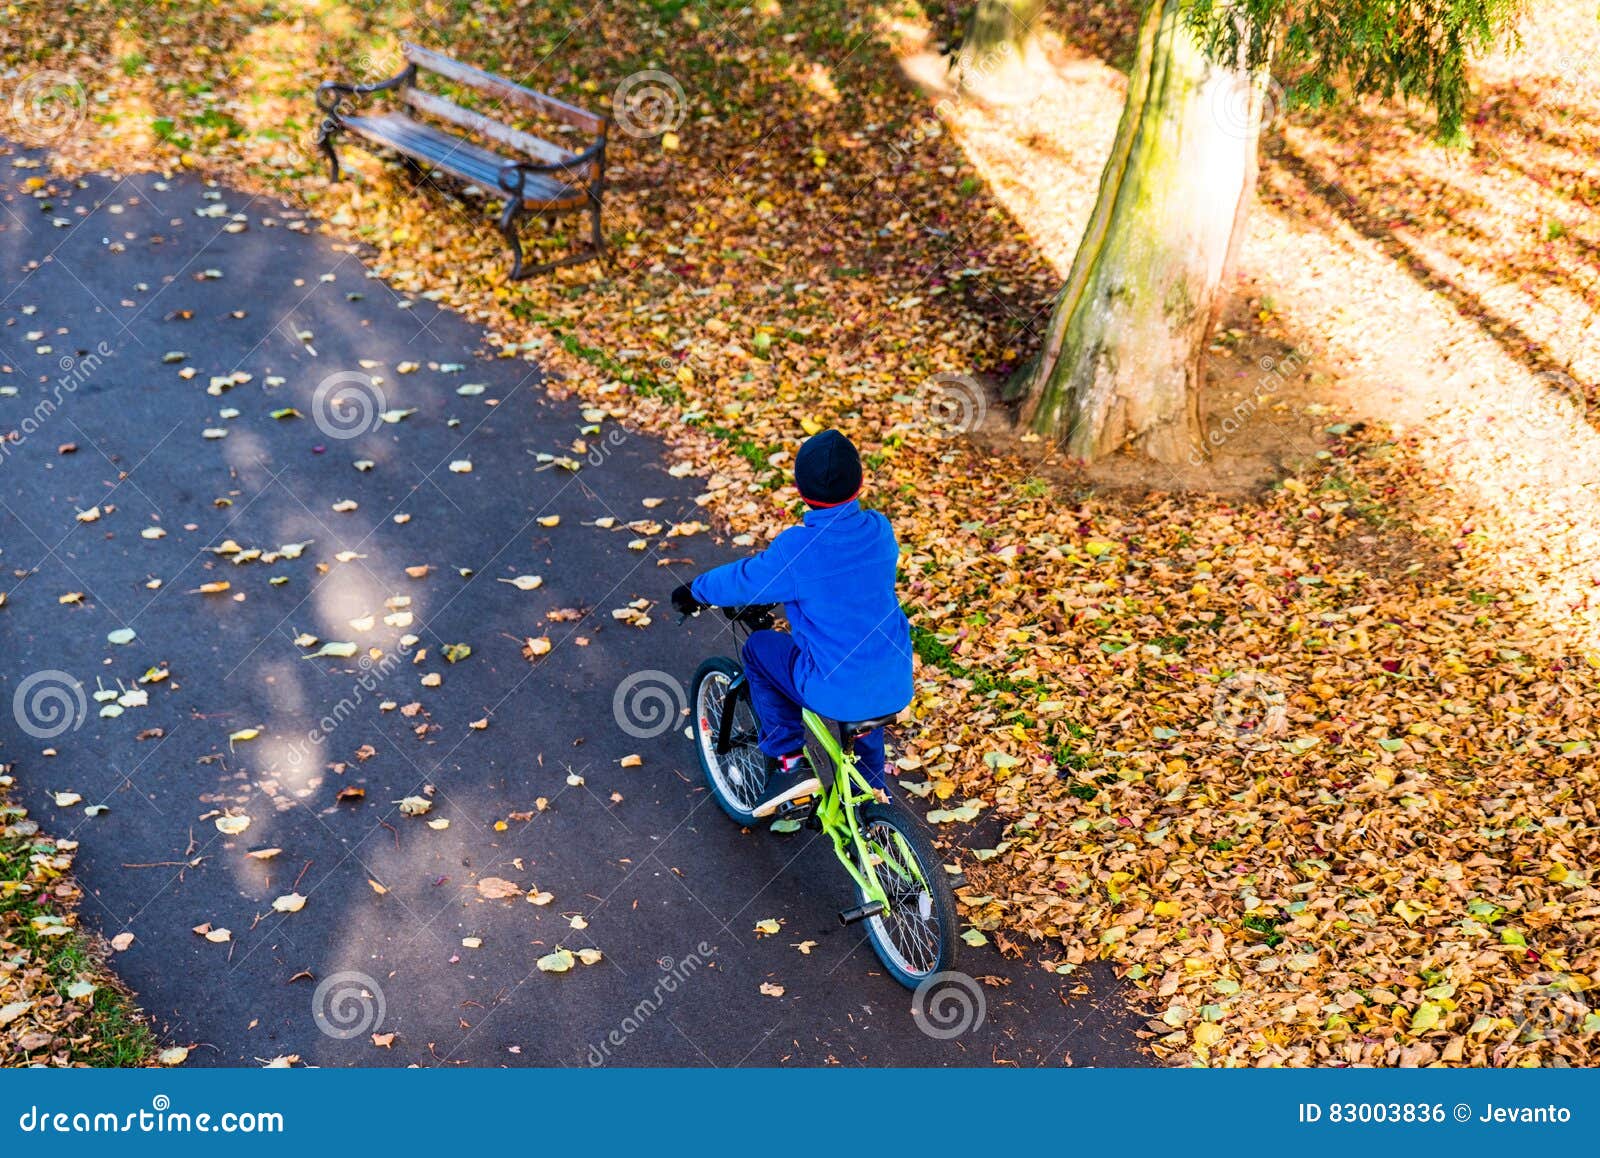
[794,429,863,507]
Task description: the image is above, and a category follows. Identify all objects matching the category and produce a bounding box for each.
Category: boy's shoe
[752,754,820,819]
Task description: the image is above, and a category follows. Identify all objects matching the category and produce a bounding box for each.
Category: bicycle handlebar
[677,603,779,630]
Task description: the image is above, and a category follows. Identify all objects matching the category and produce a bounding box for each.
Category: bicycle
[684,603,958,989]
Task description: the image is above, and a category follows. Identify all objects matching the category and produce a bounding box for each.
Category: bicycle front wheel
[855,803,959,988]
[690,657,770,825]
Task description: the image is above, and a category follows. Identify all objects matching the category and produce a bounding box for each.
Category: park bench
[315,43,609,280]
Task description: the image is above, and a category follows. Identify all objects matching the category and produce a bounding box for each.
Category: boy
[671,430,912,817]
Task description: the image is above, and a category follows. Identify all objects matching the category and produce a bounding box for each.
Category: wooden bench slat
[342,113,587,208]
[401,88,579,169]
[401,42,608,135]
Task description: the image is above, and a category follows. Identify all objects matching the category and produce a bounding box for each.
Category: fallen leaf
[476,877,521,900]
[537,949,575,973]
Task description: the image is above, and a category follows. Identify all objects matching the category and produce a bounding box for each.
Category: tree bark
[1011,0,1266,465]
[956,0,1044,100]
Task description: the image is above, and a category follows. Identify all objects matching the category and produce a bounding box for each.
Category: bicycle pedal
[774,795,815,821]
[839,901,885,926]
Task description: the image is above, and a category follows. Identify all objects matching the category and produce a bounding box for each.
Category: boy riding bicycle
[672,430,913,817]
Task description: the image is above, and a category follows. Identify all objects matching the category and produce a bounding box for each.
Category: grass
[1,790,156,1067]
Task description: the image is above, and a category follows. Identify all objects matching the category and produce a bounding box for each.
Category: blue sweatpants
[740,629,887,789]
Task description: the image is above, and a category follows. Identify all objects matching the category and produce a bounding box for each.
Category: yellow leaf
[537,949,575,972]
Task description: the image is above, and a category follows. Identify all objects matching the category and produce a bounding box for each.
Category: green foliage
[1185,0,1527,139]
[1,808,156,1065]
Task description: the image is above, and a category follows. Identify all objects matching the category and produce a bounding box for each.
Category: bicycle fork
[801,713,927,925]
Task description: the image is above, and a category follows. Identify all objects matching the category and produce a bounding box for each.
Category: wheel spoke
[696,671,767,813]
[863,816,944,980]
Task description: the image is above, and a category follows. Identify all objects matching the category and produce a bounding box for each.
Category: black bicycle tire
[689,656,767,825]
[854,801,960,988]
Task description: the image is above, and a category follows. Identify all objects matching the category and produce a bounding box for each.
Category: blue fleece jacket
[690,500,913,721]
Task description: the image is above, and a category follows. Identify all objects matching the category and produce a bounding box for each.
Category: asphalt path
[0,145,1143,1066]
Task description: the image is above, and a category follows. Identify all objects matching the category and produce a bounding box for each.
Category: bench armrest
[496,139,607,194]
[316,63,416,115]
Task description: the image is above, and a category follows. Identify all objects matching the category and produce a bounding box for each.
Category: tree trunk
[956,0,1044,100]
[1011,0,1266,464]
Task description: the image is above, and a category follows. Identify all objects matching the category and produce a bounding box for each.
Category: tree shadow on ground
[1257,85,1599,432]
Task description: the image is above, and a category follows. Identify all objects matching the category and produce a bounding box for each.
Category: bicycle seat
[838,712,900,734]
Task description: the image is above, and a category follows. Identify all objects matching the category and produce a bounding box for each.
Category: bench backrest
[398,42,607,173]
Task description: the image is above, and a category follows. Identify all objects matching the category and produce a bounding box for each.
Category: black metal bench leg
[499,199,526,281]
[588,195,609,264]
[317,121,341,182]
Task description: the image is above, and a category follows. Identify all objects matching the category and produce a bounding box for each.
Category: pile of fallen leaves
[1,765,156,1065]
[4,0,1598,1066]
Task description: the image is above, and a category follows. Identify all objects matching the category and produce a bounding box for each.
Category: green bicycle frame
[798,708,927,909]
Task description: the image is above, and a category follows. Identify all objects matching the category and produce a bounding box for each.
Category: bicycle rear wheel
[690,657,770,825]
[854,803,959,988]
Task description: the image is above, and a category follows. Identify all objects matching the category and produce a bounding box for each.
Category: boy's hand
[670,583,706,616]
